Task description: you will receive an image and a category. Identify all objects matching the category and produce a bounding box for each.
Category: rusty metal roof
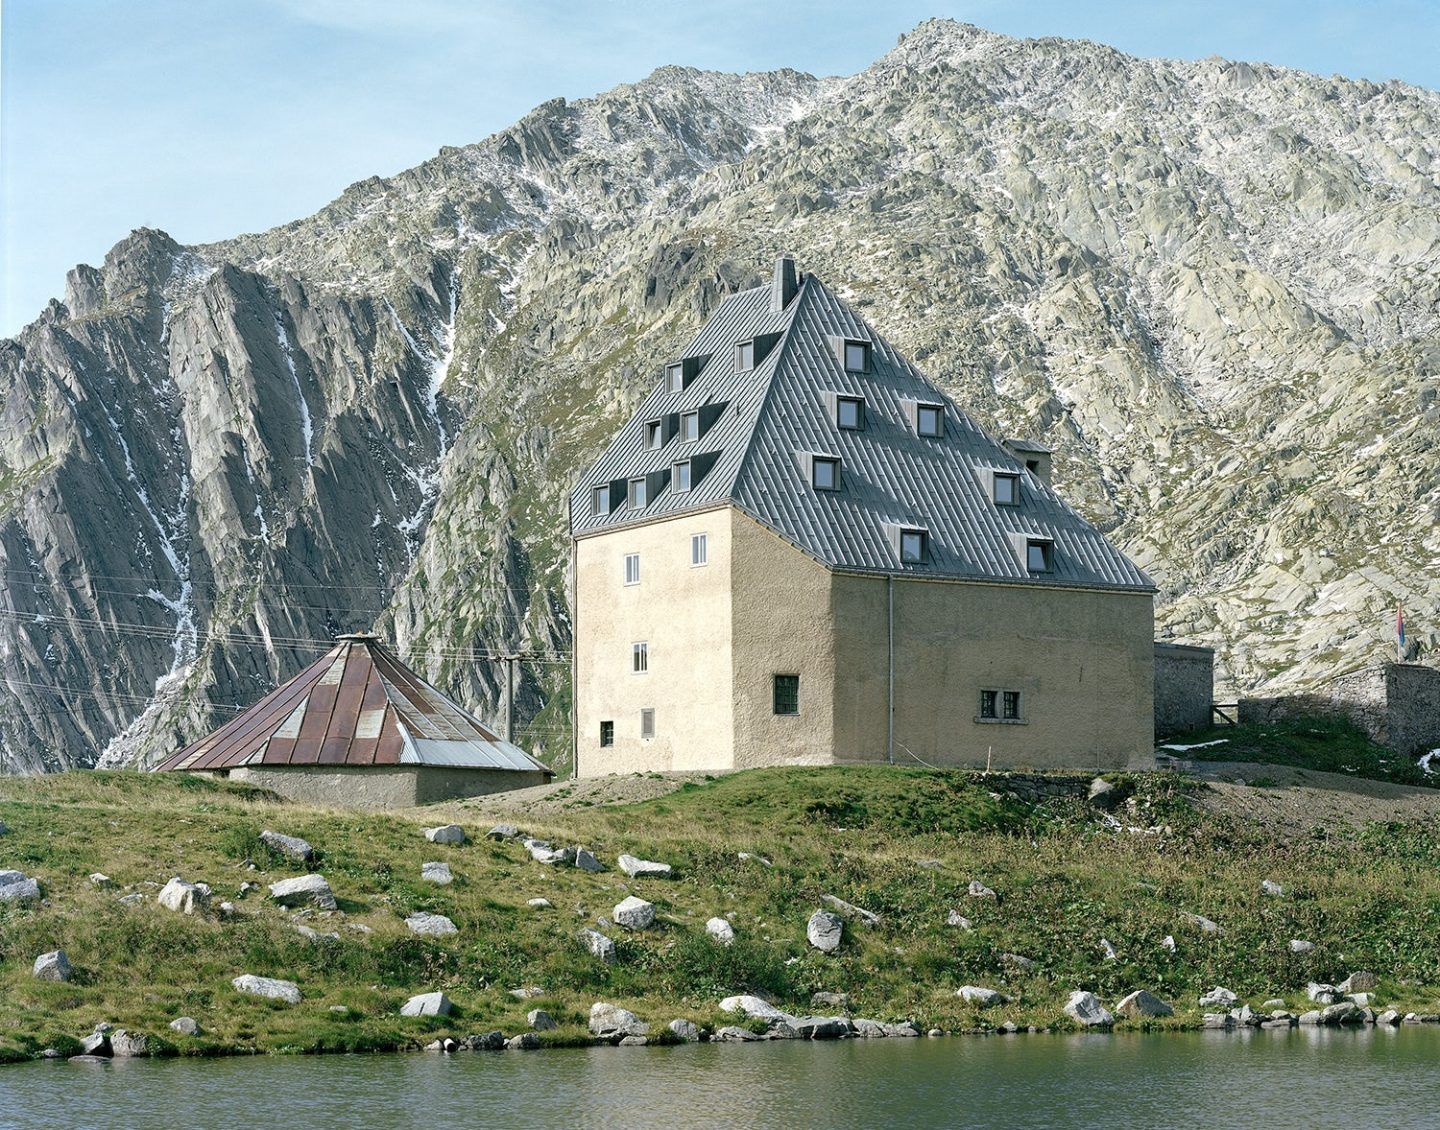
[154,635,551,775]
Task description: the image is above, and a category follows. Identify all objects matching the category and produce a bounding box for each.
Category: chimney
[771,256,799,312]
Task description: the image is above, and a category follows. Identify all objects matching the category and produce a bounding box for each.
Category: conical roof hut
[155,634,551,807]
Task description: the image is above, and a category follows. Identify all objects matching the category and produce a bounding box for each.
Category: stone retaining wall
[1154,642,1214,738]
[1238,662,1440,756]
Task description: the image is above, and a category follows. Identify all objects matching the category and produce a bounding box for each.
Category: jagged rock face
[2,20,1438,772]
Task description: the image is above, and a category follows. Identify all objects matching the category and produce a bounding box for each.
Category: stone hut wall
[1154,642,1214,739]
[1238,663,1440,756]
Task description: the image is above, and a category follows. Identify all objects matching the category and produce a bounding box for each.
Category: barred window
[773,674,800,716]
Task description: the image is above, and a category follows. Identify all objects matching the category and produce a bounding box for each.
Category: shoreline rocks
[1064,991,1114,1028]
[401,992,452,1017]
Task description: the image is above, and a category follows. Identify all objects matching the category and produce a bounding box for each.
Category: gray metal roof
[570,264,1153,593]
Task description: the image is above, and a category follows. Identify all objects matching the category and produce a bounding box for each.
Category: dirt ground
[439,771,712,819]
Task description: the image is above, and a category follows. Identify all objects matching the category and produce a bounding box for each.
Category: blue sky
[3,0,1437,337]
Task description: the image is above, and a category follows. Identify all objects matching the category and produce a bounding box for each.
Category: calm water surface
[2,1026,1436,1129]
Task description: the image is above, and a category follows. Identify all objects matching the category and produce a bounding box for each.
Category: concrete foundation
[212,764,549,809]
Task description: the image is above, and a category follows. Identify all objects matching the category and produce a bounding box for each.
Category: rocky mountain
[2,19,1438,773]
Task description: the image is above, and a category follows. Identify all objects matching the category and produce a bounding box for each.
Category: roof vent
[771,256,799,312]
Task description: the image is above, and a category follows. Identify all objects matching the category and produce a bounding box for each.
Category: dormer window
[993,472,1019,506]
[666,363,684,393]
[1026,539,1054,573]
[812,456,840,491]
[629,478,648,509]
[916,403,943,438]
[736,340,755,371]
[680,411,699,442]
[673,460,692,492]
[593,485,611,515]
[899,528,928,563]
[836,396,865,430]
[843,340,871,373]
[645,420,663,450]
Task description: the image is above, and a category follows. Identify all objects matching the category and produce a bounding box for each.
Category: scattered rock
[527,898,552,909]
[509,986,544,1000]
[238,882,260,896]
[405,912,458,937]
[158,877,212,915]
[425,825,467,845]
[291,923,339,943]
[1319,1001,1365,1026]
[713,1026,761,1042]
[1339,971,1378,994]
[793,1016,849,1039]
[1289,939,1315,954]
[1160,935,1176,952]
[526,841,576,866]
[810,991,850,1011]
[420,861,454,885]
[110,1030,149,1058]
[822,893,881,927]
[32,950,72,982]
[1064,991,1114,1028]
[967,880,998,901]
[80,1030,111,1056]
[232,974,301,1004]
[88,873,113,889]
[0,870,41,902]
[1099,938,1118,961]
[1182,912,1222,934]
[720,995,789,1020]
[486,824,519,841]
[946,911,973,929]
[1229,1005,1257,1027]
[807,909,844,953]
[705,917,736,944]
[116,892,146,907]
[169,1017,201,1036]
[851,1018,889,1038]
[589,1002,648,1038]
[268,874,336,911]
[528,1009,558,1031]
[580,928,616,964]
[401,992,452,1017]
[462,1031,507,1050]
[1377,1009,1401,1026]
[767,1022,800,1040]
[1116,990,1174,1019]
[613,895,656,930]
[1306,982,1341,1004]
[1262,999,1286,1009]
[885,1021,922,1038]
[1297,1010,1322,1026]
[1260,879,1284,897]
[1087,777,1116,806]
[916,859,943,869]
[737,852,773,867]
[618,854,673,879]
[574,848,605,873]
[1348,992,1372,1008]
[1199,987,1238,1008]
[927,1029,944,1038]
[669,1019,700,1041]
[260,830,315,863]
[617,1035,648,1047]
[1000,953,1035,973]
[508,1032,541,1049]
[1203,1013,1236,1029]
[957,986,1007,1007]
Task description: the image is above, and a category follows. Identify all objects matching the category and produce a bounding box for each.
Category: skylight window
[899,528,928,563]
[916,403,943,437]
[836,396,864,430]
[1026,539,1053,573]
[812,456,840,491]
[843,340,871,373]
[736,340,755,371]
[993,472,1019,506]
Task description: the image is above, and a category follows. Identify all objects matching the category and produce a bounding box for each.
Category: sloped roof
[155,634,551,775]
[570,261,1153,592]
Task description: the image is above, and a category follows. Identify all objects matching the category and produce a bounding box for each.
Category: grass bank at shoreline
[3,764,1440,1063]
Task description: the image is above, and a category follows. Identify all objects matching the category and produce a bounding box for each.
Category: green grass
[2,765,1439,1063]
[1166,716,1433,788]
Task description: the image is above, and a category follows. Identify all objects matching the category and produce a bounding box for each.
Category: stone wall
[1154,642,1214,738]
[223,765,548,809]
[1238,663,1440,756]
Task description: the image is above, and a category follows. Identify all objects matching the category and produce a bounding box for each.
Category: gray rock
[526,840,576,865]
[617,1035,648,1046]
[260,830,315,862]
[946,910,973,929]
[508,1032,541,1049]
[80,1032,111,1056]
[401,991,452,1017]
[1229,1005,1258,1027]
[462,1032,506,1051]
[1099,938,1118,961]
[1064,991,1114,1028]
[0,871,40,902]
[1297,1010,1322,1026]
[767,1021,801,1040]
[32,950,72,982]
[957,986,1007,1007]
[705,916,736,944]
[405,912,458,937]
[668,1018,700,1041]
[1339,971,1378,994]
[1320,1001,1365,1025]
[884,1021,922,1038]
[737,852,773,867]
[968,880,998,901]
[1288,939,1315,954]
[486,824,519,841]
[116,892,146,906]
[291,923,339,943]
[807,909,844,953]
[1182,912,1222,934]
[232,974,301,1004]
[425,825,467,845]
[1262,998,1286,1008]
[1260,879,1284,897]
[89,873,113,888]
[268,874,336,911]
[810,992,850,1011]
[1115,990,1174,1019]
[851,1018,889,1038]
[509,986,544,1000]
[574,848,605,873]
[1160,935,1176,952]
[617,853,673,879]
[420,861,454,884]
[527,897,552,909]
[720,995,789,1020]
[1203,1013,1235,1029]
[527,1009,558,1031]
[613,895,656,930]
[1087,777,1116,805]
[916,859,943,869]
[1307,982,1342,1004]
[713,1026,761,1042]
[169,1017,201,1036]
[822,893,881,927]
[1377,1009,1401,1026]
[329,1005,350,1014]
[1348,992,1372,1008]
[1000,953,1036,973]
[792,1015,849,1039]
[110,1030,148,1057]
[1199,987,1238,1008]
[158,877,211,915]
[589,1002,648,1038]
[580,927,616,964]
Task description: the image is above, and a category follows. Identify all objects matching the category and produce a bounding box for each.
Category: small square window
[773,674,800,716]
[736,341,755,371]
[629,479,648,509]
[993,473,1019,506]
[1003,691,1022,720]
[691,533,708,567]
[979,689,998,719]
[812,457,839,491]
[666,363,684,393]
[632,642,648,673]
[640,708,655,740]
[1026,540,1053,573]
[593,485,611,515]
[843,340,870,372]
[624,553,640,586]
[599,721,614,747]
[645,420,663,450]
[836,397,864,430]
[673,461,692,492]
[900,529,927,563]
[917,404,943,437]
[680,411,699,442]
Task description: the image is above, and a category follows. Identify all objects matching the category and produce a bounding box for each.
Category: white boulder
[32,950,72,982]
[269,874,336,911]
[1115,989,1174,1018]
[233,974,301,1004]
[169,1017,201,1036]
[158,877,212,915]
[613,896,656,930]
[1199,987,1238,1007]
[705,917,736,944]
[406,912,458,937]
[957,986,1006,1007]
[589,1002,648,1038]
[1064,991,1114,1028]
[618,854,672,879]
[421,862,453,884]
[580,928,616,964]
[401,991,452,1017]
[425,825,467,845]
[968,880,998,901]
[807,909,844,953]
[720,995,789,1020]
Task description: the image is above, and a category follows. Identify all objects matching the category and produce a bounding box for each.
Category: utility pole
[503,654,517,743]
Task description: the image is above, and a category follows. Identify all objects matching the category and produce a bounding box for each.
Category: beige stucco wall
[223,765,547,808]
[574,506,735,776]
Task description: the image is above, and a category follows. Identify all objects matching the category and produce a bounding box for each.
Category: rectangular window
[691,532,708,567]
[993,472,1019,506]
[666,363,684,393]
[640,708,655,740]
[812,456,839,491]
[629,478,648,509]
[680,411,699,442]
[673,461,692,492]
[593,485,611,515]
[900,528,927,563]
[1026,540,1053,573]
[836,396,864,430]
[773,674,800,716]
[1003,691,1022,720]
[916,404,943,437]
[843,340,871,372]
[979,689,998,719]
[632,641,648,673]
[645,420,663,450]
[979,689,1024,723]
[624,553,640,586]
[736,340,755,371]
[599,720,614,747]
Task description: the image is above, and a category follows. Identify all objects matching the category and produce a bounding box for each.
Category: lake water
[2,1026,1436,1129]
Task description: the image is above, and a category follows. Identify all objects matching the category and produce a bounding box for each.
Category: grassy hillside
[2,767,1439,1062]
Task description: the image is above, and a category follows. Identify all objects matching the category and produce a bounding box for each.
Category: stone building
[1154,642,1215,738]
[154,634,551,807]
[1240,662,1440,756]
[569,258,1156,775]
